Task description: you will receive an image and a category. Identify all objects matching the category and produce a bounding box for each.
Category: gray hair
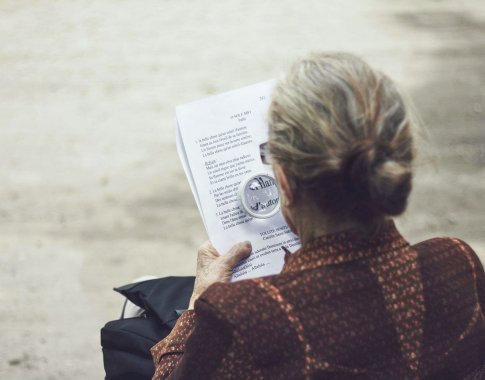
[268,52,415,230]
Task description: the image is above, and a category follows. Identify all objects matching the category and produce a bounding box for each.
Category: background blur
[1,0,484,378]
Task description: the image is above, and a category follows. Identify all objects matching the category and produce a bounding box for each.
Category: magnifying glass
[239,173,280,218]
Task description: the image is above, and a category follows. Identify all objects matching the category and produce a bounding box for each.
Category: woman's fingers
[189,241,253,308]
[197,241,220,258]
[222,241,252,269]
[196,242,220,270]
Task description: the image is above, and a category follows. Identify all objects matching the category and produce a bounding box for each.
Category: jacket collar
[281,220,409,273]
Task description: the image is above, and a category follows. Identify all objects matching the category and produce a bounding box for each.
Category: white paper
[176,80,301,281]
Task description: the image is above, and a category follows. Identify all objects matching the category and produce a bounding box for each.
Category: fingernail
[243,241,252,249]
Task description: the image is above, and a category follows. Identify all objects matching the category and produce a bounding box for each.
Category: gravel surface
[1,1,484,378]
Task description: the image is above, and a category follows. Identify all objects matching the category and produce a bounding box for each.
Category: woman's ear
[274,163,295,207]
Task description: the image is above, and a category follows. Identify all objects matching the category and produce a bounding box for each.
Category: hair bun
[268,53,416,231]
[344,140,412,216]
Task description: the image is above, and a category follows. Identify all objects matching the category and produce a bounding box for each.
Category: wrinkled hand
[188,241,252,309]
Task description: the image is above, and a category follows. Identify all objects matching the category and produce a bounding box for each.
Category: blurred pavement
[0,1,484,378]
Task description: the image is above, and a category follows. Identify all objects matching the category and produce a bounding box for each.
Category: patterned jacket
[151,221,485,379]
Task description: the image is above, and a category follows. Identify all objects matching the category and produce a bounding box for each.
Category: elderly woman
[150,53,485,379]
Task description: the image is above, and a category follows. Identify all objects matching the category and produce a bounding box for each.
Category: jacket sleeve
[167,296,238,379]
[151,310,196,380]
[151,294,241,380]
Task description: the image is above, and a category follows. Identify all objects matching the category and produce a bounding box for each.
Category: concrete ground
[0,1,484,378]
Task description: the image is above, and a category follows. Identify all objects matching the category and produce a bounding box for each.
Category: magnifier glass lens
[240,174,280,218]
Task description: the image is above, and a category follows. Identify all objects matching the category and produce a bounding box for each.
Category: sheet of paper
[176,80,300,281]
[175,124,207,230]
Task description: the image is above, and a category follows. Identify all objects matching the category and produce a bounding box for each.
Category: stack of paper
[176,80,300,281]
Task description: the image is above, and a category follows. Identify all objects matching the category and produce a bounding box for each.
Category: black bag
[101,276,195,380]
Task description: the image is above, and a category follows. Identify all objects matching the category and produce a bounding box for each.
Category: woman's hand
[188,241,252,309]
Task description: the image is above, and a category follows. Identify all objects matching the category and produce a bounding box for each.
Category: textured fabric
[151,221,485,379]
[151,311,197,379]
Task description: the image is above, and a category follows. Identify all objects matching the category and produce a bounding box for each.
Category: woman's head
[268,52,415,236]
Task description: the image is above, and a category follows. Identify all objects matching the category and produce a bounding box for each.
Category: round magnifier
[239,173,280,219]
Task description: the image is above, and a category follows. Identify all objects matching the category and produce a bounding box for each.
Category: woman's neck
[292,205,360,246]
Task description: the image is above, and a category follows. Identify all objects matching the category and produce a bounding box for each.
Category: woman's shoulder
[412,235,483,270]
[411,236,485,364]
[412,235,476,251]
[411,235,485,310]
